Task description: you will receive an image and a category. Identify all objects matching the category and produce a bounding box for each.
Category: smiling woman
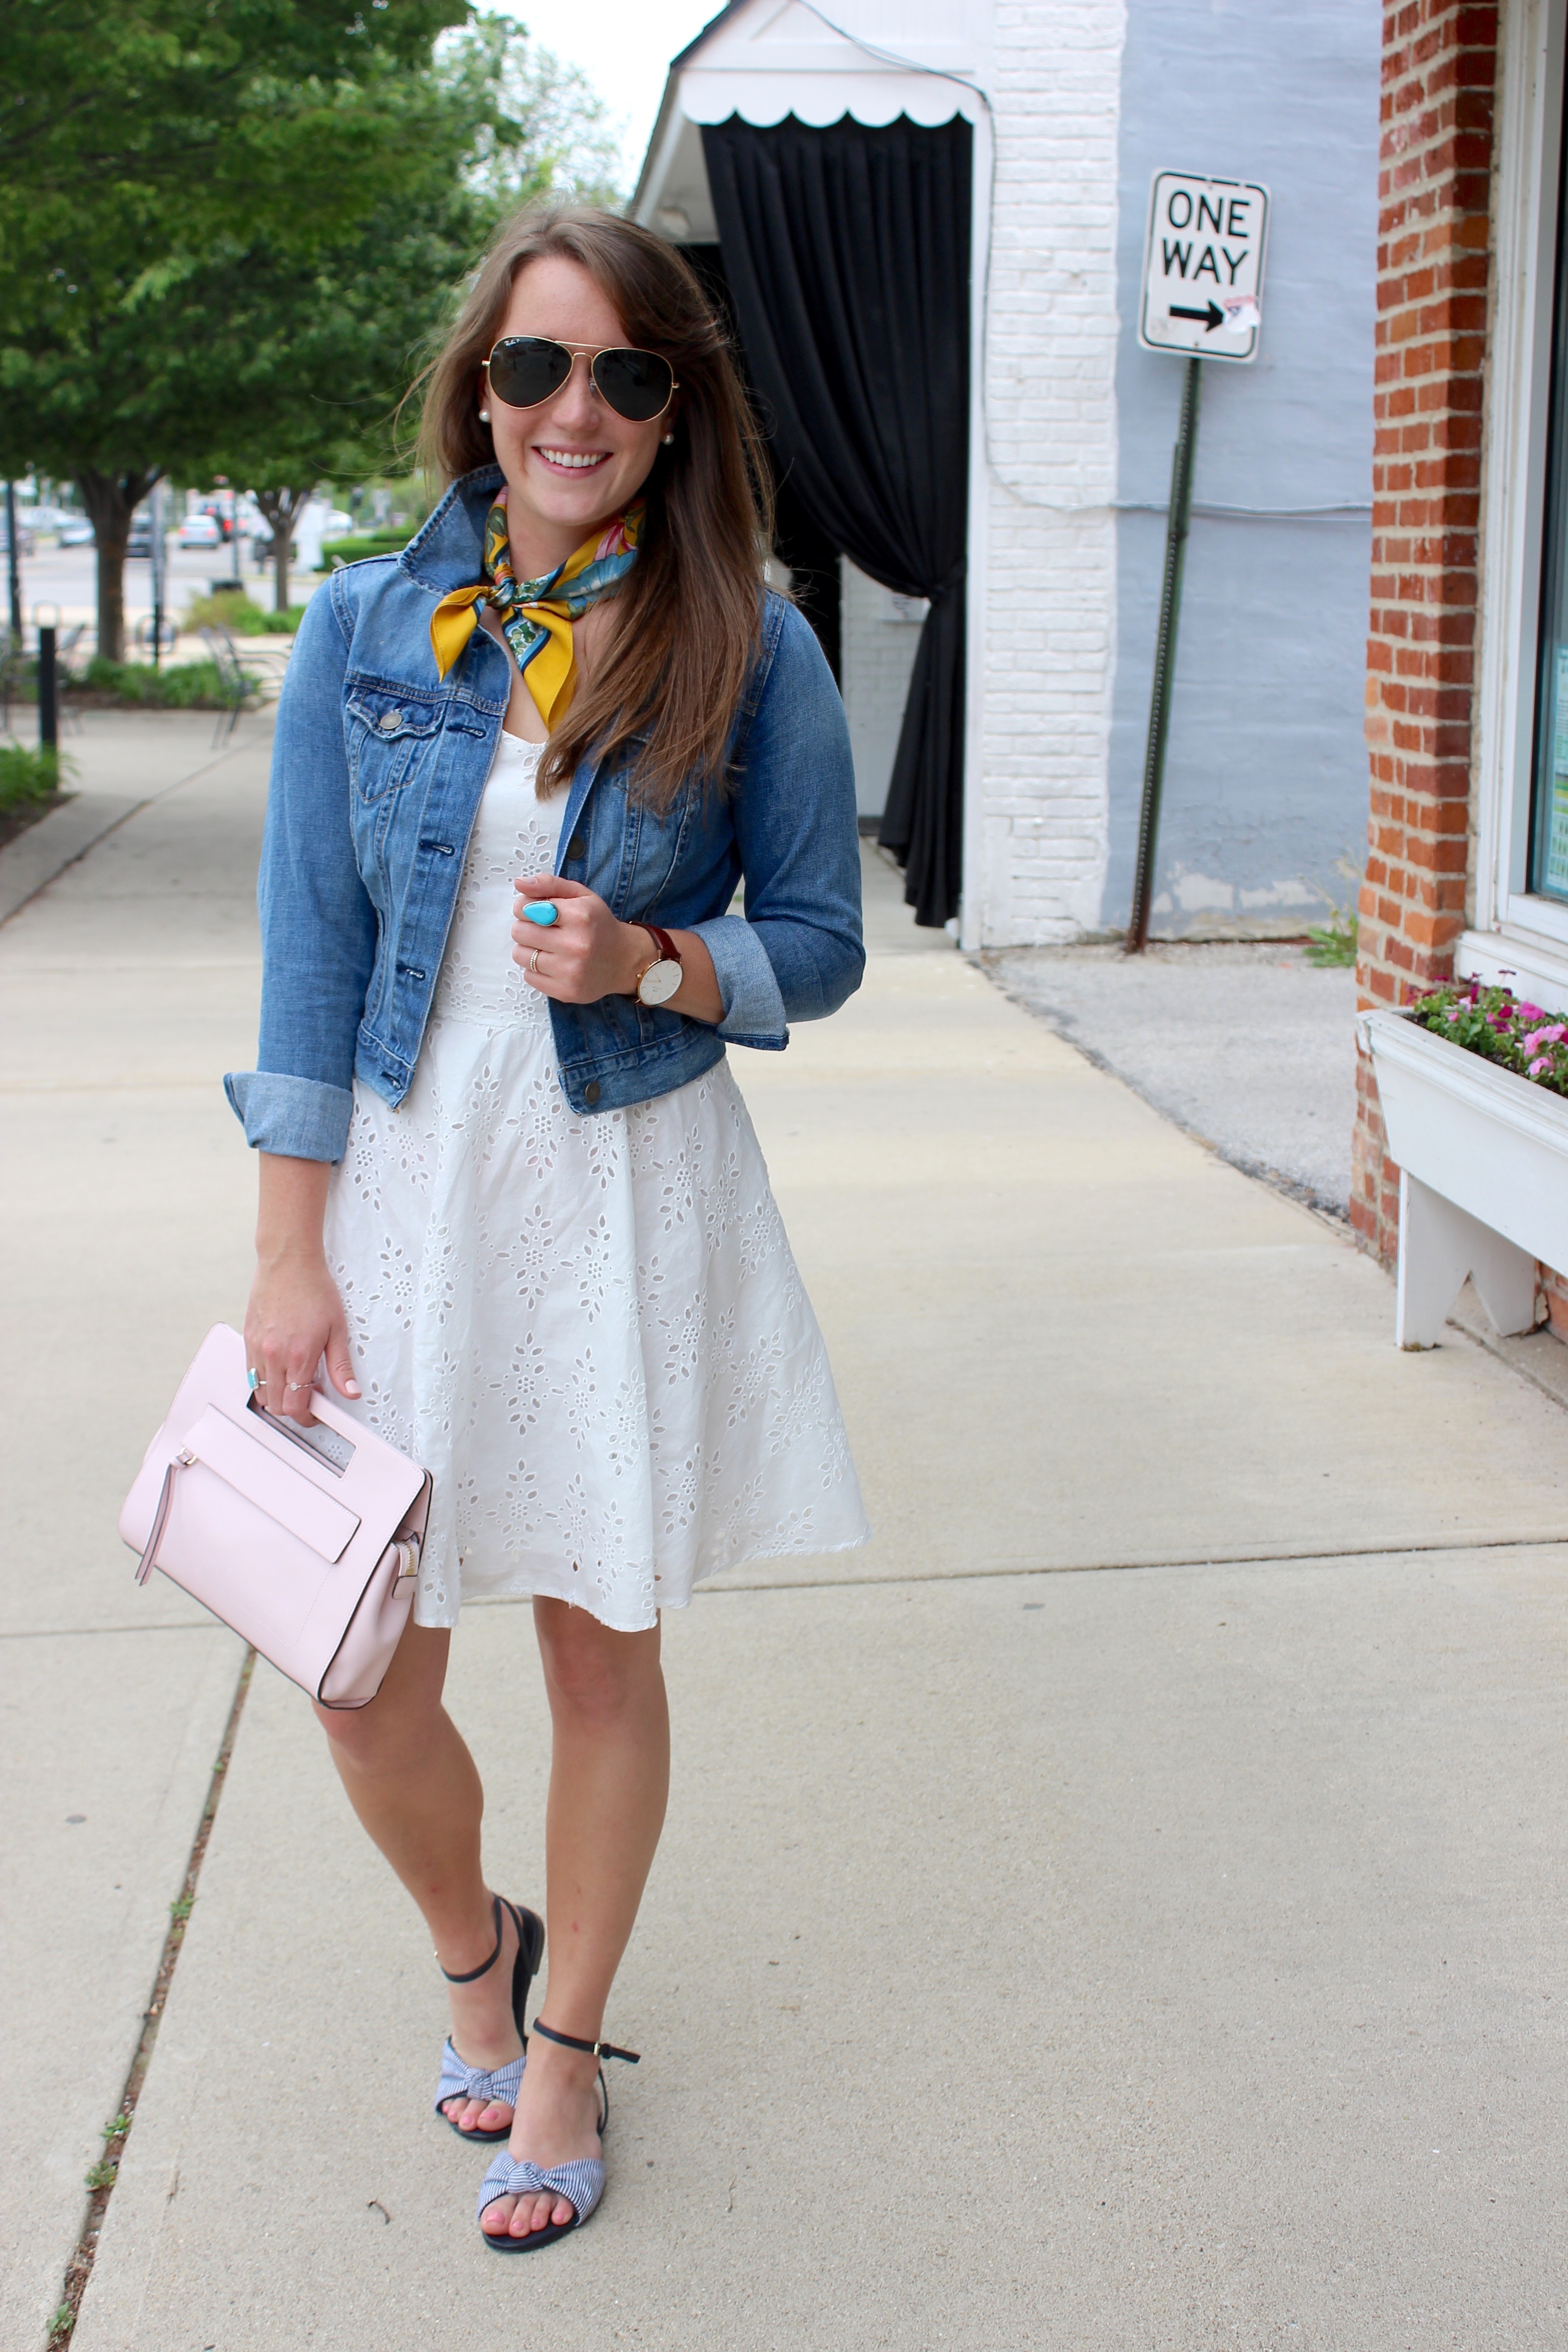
[223,204,868,2264]
[416,207,770,807]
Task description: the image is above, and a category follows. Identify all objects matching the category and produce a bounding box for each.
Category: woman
[225,206,868,2253]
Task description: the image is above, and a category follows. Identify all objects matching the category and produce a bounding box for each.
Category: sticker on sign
[1140,171,1270,363]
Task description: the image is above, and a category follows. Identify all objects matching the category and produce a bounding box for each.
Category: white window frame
[1463,0,1568,994]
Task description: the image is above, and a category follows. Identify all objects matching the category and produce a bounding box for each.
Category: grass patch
[1304,907,1357,967]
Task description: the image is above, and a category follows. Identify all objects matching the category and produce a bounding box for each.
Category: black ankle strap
[531,2016,640,2064]
[438,1893,504,1986]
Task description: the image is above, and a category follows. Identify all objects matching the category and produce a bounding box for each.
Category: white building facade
[635,0,1378,948]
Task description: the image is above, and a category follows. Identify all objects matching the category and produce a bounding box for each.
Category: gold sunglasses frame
[483,337,680,424]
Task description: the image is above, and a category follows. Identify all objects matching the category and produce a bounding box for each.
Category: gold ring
[529,948,541,973]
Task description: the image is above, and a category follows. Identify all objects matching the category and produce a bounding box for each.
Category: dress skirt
[321,731,869,1633]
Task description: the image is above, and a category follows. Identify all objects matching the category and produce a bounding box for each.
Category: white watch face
[637,956,682,1007]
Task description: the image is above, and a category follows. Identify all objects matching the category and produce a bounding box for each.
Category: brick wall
[979,0,1126,945]
[1351,0,1500,1262]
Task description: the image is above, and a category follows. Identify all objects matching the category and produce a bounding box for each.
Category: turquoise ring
[246,1367,260,1392]
[521,901,559,926]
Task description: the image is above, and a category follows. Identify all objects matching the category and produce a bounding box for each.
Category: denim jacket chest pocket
[344,684,444,801]
[594,764,696,914]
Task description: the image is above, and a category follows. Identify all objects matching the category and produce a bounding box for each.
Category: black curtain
[703,113,971,926]
[683,240,842,681]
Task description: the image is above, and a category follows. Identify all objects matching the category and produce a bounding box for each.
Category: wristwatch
[633,922,683,1007]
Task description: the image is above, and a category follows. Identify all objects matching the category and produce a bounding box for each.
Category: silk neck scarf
[429,487,643,726]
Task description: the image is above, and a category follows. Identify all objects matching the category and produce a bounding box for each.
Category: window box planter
[1358,1005,1568,1346]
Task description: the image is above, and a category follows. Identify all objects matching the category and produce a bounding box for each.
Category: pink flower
[1446,1006,1461,1021]
[1522,1024,1568,1053]
[1530,1057,1551,1077]
[1519,1002,1547,1022]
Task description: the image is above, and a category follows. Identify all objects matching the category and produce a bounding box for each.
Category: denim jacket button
[378,710,401,730]
[567,832,587,860]
[583,1081,602,1106]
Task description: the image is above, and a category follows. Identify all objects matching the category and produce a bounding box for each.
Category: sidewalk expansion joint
[689,1529,1568,1596]
[44,1647,255,2352]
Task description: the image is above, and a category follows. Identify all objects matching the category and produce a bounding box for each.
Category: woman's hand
[512,875,643,1003]
[511,876,726,1024]
[245,1155,360,1425]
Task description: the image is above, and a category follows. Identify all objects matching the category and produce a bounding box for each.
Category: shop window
[1532,68,1568,902]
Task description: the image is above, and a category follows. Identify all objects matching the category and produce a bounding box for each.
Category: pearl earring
[479,407,490,422]
[662,430,674,445]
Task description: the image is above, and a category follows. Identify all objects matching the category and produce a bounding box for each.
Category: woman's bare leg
[480,1597,670,2243]
[315,1621,523,2134]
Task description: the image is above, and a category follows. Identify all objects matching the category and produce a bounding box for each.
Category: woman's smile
[533,445,610,474]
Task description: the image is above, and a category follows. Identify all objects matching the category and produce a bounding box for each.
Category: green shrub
[0,741,69,810]
[186,593,309,635]
[83,657,256,709]
[317,533,410,570]
[186,591,270,632]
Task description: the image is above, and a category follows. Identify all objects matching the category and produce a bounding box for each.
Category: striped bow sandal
[434,1894,545,2143]
[476,2020,639,2253]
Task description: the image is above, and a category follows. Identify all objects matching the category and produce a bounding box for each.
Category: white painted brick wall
[977,0,1126,944]
[839,558,927,817]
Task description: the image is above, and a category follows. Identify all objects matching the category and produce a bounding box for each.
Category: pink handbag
[119,1323,432,1709]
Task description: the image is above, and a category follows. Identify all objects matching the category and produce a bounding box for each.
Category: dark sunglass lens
[487,338,572,409]
[592,348,674,422]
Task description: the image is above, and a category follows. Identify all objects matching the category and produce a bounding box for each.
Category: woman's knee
[534,1597,660,1720]
[314,1621,451,1769]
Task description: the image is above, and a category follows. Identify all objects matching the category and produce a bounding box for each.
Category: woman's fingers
[323,1311,362,1401]
[514,871,593,901]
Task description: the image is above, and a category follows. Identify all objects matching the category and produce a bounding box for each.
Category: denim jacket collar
[398,465,505,594]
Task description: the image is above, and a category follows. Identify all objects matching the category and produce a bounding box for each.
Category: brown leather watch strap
[638,923,681,965]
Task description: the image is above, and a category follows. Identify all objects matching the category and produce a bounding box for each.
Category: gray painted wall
[1106,0,1381,935]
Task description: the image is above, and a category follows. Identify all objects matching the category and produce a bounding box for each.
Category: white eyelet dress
[321,732,869,1632]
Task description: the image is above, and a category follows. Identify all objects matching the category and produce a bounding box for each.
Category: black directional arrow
[1170,300,1225,330]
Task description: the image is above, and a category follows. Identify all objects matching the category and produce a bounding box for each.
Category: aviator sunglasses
[484,336,679,424]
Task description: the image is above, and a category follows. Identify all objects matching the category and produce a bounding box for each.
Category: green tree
[169,20,624,610]
[0,4,617,652]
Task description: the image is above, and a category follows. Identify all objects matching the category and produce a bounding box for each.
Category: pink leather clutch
[119,1322,431,1709]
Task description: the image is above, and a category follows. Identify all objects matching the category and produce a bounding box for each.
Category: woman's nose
[549,353,600,429]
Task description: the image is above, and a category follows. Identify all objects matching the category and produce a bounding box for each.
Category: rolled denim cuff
[224,1069,355,1163]
[691,914,789,1050]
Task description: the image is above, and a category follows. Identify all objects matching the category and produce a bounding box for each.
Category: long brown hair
[417,206,773,805]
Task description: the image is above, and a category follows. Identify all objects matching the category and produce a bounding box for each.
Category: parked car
[177,513,222,549]
[126,515,157,558]
[58,517,94,546]
[0,520,36,557]
[22,504,74,536]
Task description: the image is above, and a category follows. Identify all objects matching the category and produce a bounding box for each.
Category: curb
[0,794,149,927]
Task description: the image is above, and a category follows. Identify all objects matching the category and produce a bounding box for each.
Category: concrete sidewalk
[4,731,1564,2348]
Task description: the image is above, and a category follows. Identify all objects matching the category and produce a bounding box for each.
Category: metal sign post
[1127,171,1270,953]
[149,479,167,669]
[5,481,20,651]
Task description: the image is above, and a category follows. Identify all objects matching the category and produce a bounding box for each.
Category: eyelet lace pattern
[322,733,868,1631]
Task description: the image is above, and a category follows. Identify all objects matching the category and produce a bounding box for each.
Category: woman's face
[480,255,669,560]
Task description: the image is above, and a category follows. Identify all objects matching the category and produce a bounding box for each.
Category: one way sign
[1139,171,1270,363]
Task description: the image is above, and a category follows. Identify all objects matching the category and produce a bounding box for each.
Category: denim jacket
[224,465,864,1164]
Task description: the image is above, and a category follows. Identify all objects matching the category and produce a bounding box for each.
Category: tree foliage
[0,5,622,645]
